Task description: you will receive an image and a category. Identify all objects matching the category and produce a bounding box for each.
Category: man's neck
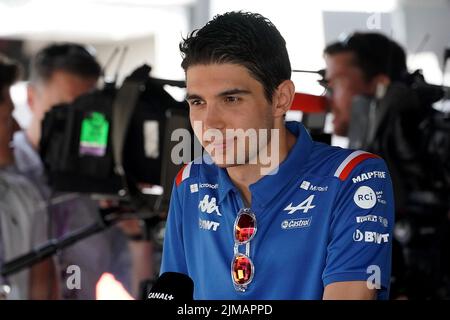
[25,117,41,151]
[226,124,296,207]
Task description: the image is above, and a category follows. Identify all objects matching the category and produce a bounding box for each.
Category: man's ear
[272,79,295,118]
[370,74,391,99]
[27,84,36,112]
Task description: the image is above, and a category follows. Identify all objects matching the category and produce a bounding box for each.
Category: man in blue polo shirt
[160,11,394,300]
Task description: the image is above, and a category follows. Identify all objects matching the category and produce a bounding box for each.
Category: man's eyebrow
[185,89,251,101]
[185,93,203,100]
[217,89,251,97]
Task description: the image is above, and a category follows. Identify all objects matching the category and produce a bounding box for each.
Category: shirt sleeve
[160,182,189,276]
[323,157,394,299]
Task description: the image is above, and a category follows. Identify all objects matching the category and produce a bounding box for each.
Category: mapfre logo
[352,171,386,184]
[198,195,222,216]
[353,229,389,244]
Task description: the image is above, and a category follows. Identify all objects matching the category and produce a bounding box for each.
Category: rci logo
[353,186,376,209]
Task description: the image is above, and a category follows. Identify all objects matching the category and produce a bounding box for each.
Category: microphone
[146,272,194,302]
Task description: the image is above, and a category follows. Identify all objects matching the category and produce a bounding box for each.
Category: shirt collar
[216,121,314,207]
[12,130,43,174]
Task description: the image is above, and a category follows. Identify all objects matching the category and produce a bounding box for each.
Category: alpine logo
[198,195,222,216]
[147,292,174,300]
[281,217,312,230]
[353,229,389,244]
[199,218,220,231]
[284,195,316,214]
[352,171,386,184]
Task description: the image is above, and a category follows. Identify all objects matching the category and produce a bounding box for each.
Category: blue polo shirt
[161,121,394,299]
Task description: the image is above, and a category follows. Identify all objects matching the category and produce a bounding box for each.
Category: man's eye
[224,96,240,103]
[189,99,204,106]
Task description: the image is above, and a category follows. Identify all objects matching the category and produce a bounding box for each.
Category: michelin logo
[353,229,389,244]
[352,171,386,184]
[281,217,312,230]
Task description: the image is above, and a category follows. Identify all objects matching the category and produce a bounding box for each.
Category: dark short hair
[30,43,101,83]
[0,54,21,103]
[324,32,407,82]
[180,11,291,102]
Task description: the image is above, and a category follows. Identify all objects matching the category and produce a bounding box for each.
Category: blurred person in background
[13,44,154,299]
[0,53,57,299]
[323,32,450,299]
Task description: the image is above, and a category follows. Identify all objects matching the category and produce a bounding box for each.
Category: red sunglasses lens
[232,254,253,285]
[235,213,256,243]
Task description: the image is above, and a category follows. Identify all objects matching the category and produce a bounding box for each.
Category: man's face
[28,70,98,122]
[186,63,274,167]
[0,87,17,165]
[325,52,373,136]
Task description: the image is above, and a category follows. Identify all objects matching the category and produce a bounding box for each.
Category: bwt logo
[353,229,389,244]
[199,218,220,231]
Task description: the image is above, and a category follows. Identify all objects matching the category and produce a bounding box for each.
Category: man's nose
[204,103,225,130]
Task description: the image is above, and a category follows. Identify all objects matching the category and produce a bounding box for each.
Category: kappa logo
[284,195,316,214]
[352,171,386,184]
[198,195,222,216]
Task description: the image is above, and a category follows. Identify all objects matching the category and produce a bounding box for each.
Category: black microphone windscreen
[147,272,194,302]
